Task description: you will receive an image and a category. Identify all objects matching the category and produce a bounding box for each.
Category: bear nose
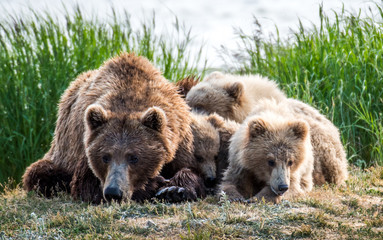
[205,177,216,188]
[278,184,289,193]
[104,186,123,202]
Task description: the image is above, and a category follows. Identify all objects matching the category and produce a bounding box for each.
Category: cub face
[84,104,170,202]
[186,81,244,119]
[191,114,220,188]
[242,117,309,196]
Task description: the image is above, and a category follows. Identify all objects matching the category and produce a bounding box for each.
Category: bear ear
[206,113,225,128]
[289,121,309,140]
[85,104,108,130]
[176,75,200,98]
[224,82,244,101]
[248,118,268,138]
[204,71,225,82]
[141,107,167,132]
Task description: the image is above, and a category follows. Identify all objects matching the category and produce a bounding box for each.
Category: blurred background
[0,0,378,68]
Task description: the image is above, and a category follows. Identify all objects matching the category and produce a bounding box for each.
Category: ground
[0,166,382,239]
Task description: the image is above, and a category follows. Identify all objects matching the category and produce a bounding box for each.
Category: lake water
[0,0,379,68]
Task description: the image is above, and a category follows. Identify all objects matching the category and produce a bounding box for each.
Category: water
[0,0,379,68]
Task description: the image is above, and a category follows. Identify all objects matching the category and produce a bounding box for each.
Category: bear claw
[156,186,197,203]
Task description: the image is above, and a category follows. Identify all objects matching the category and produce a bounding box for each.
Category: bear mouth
[270,186,284,196]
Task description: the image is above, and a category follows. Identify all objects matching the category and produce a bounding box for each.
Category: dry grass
[0,166,382,239]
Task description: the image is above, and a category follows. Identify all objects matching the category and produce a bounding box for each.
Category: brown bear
[205,113,240,188]
[23,53,205,204]
[220,98,348,203]
[220,107,314,203]
[185,72,286,122]
[251,99,348,185]
[189,113,220,190]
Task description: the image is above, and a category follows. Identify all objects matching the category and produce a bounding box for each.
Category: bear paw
[156,186,197,203]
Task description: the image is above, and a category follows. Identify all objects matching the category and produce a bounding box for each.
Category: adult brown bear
[23,53,205,203]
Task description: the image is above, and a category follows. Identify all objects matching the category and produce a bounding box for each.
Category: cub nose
[278,184,289,193]
[104,186,123,202]
[205,177,216,188]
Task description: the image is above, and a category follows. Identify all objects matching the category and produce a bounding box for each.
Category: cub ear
[248,118,268,138]
[289,121,309,140]
[224,82,244,100]
[141,107,167,132]
[206,113,225,128]
[85,104,108,130]
[176,76,200,98]
[204,71,225,82]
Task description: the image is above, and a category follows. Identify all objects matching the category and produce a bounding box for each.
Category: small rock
[146,220,156,228]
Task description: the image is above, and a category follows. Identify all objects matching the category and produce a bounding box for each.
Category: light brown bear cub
[220,108,314,203]
[23,53,204,204]
[252,99,348,186]
[220,98,349,203]
[186,72,286,122]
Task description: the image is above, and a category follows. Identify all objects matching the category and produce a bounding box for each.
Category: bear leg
[131,176,167,202]
[156,168,206,203]
[22,159,72,198]
[253,186,282,204]
[70,159,103,204]
[219,183,246,202]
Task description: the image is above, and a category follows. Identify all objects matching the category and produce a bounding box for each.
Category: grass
[0,6,206,184]
[222,4,383,167]
[0,166,382,239]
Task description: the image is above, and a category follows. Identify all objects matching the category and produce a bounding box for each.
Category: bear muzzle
[104,185,123,202]
[103,163,131,202]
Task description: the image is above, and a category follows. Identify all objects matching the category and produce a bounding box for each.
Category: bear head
[83,104,171,202]
[238,115,309,197]
[190,113,220,188]
[185,80,245,121]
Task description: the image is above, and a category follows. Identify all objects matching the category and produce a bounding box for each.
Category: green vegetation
[223,5,383,167]
[0,7,206,184]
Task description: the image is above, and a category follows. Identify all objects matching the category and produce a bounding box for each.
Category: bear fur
[220,98,348,203]
[22,53,205,203]
[176,76,200,98]
[189,113,220,190]
[251,99,348,185]
[205,114,240,189]
[220,107,314,203]
[185,72,286,122]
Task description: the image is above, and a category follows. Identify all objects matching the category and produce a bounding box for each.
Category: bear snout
[104,185,123,202]
[278,184,289,194]
[204,176,216,188]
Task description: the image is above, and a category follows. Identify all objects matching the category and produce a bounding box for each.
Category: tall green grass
[0,7,206,185]
[224,5,383,167]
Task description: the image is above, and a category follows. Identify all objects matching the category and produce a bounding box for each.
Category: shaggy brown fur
[190,113,220,189]
[206,113,240,188]
[220,109,314,203]
[156,168,206,202]
[23,53,203,204]
[251,99,348,185]
[176,76,200,98]
[185,72,286,122]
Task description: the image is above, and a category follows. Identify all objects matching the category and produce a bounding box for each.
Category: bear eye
[193,105,204,113]
[214,155,218,161]
[288,161,293,166]
[102,155,111,164]
[127,155,139,164]
[268,160,275,167]
[195,155,203,163]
